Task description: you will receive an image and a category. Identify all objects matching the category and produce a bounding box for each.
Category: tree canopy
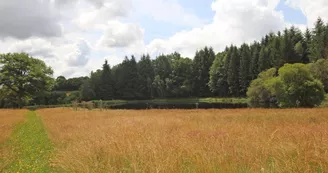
[0,53,54,107]
[247,64,325,108]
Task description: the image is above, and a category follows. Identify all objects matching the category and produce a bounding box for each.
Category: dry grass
[0,109,26,142]
[39,108,328,173]
[0,109,26,170]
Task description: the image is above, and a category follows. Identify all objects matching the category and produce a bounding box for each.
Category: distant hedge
[24,104,72,110]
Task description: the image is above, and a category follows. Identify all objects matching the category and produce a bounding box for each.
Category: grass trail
[3,111,54,173]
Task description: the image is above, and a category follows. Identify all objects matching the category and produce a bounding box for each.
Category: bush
[247,68,278,107]
[309,59,328,92]
[247,64,325,108]
[274,64,325,108]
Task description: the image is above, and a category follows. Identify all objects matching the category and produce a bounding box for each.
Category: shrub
[274,64,325,108]
[247,68,278,107]
[247,64,325,108]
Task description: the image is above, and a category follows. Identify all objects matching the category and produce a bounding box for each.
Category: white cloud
[132,0,204,27]
[285,0,328,26]
[0,0,62,39]
[9,38,56,58]
[74,0,132,30]
[147,0,285,58]
[97,21,144,48]
[67,39,91,67]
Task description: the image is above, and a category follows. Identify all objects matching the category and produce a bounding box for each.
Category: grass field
[33,108,328,172]
[0,109,26,170]
[1,108,328,172]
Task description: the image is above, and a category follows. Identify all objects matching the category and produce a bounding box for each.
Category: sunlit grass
[3,111,54,173]
[39,108,328,172]
[0,109,26,170]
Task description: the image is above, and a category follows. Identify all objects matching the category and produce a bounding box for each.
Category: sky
[0,0,327,78]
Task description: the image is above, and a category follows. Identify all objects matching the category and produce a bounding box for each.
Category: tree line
[1,17,328,108]
[80,18,328,101]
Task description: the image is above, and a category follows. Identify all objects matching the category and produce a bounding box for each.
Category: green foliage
[309,59,328,92]
[239,44,251,96]
[0,53,54,108]
[209,52,229,97]
[167,53,193,97]
[80,79,95,101]
[310,18,326,62]
[247,64,325,108]
[138,54,155,99]
[192,47,215,97]
[247,68,278,107]
[114,56,140,99]
[227,46,240,96]
[98,60,114,100]
[275,63,325,108]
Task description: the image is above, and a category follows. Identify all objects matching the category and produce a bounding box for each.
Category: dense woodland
[1,18,328,108]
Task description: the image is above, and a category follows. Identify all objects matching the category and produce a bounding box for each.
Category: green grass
[3,111,54,173]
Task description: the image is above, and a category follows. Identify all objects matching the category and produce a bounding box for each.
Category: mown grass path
[3,111,54,173]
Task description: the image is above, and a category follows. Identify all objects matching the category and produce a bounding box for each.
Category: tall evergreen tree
[302,28,312,63]
[239,44,251,96]
[258,46,270,72]
[249,42,261,80]
[116,56,140,99]
[80,79,95,101]
[227,46,240,96]
[192,47,215,97]
[98,60,114,100]
[310,17,325,62]
[209,51,229,97]
[138,54,155,99]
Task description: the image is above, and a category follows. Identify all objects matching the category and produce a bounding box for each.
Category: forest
[1,18,328,108]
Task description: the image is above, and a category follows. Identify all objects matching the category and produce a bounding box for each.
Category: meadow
[1,108,328,172]
[0,109,26,170]
[36,108,328,172]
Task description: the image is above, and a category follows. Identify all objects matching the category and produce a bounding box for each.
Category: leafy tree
[248,64,325,108]
[247,68,277,107]
[274,63,325,108]
[209,52,229,97]
[152,75,165,98]
[152,54,172,97]
[0,53,54,108]
[167,53,193,97]
[54,76,88,91]
[309,59,328,92]
[80,79,95,101]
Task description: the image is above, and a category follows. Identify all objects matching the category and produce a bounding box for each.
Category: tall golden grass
[39,108,328,172]
[0,109,26,142]
[0,109,26,170]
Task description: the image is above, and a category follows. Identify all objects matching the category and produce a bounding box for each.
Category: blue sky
[276,0,307,24]
[140,0,308,45]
